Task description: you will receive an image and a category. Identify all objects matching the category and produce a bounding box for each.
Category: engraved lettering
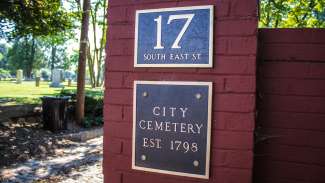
[143,138,149,147]
[196,124,204,134]
[165,122,171,132]
[143,138,162,149]
[139,120,146,130]
[147,121,153,130]
[138,120,203,134]
[180,123,186,133]
[153,106,160,116]
[155,121,163,131]
[180,107,188,118]
[169,107,176,117]
[187,123,195,134]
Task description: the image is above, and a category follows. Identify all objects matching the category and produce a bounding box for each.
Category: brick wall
[104,0,258,182]
[254,29,325,183]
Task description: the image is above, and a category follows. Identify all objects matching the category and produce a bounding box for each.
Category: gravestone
[35,77,40,87]
[60,70,65,82]
[35,70,41,87]
[16,70,23,84]
[68,79,72,87]
[50,69,63,87]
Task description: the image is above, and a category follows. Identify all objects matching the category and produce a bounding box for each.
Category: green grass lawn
[0,80,103,105]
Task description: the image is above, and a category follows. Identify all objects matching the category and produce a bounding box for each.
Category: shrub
[0,69,11,80]
[60,89,103,128]
[41,69,51,81]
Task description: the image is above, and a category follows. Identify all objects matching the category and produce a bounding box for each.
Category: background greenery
[0,1,324,128]
[1,0,324,81]
[259,0,325,28]
[0,80,103,127]
[0,0,107,87]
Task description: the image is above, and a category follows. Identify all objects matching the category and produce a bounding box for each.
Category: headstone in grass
[50,69,63,88]
[35,70,41,87]
[35,77,40,87]
[68,79,72,87]
[16,69,23,84]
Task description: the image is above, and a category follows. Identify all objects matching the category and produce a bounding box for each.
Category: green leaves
[259,0,325,28]
[7,37,45,77]
[0,0,74,39]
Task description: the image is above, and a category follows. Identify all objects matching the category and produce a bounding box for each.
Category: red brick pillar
[104,0,257,183]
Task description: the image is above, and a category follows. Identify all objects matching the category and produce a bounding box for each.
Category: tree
[259,0,325,28]
[41,32,73,60]
[87,0,107,88]
[7,37,45,78]
[64,50,79,71]
[0,1,78,80]
[0,43,9,69]
[0,0,74,39]
[76,0,91,125]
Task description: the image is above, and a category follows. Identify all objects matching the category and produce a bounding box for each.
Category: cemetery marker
[132,81,212,179]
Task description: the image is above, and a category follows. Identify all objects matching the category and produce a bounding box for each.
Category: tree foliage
[65,50,79,71]
[0,0,107,89]
[0,44,9,69]
[259,0,325,28]
[0,0,75,38]
[7,37,45,78]
[88,0,107,87]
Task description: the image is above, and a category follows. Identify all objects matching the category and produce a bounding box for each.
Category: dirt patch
[0,136,103,183]
[0,118,79,169]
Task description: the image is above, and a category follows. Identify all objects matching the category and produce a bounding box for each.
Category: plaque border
[134,5,214,68]
[132,80,212,179]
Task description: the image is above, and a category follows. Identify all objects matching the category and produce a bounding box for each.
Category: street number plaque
[134,6,214,67]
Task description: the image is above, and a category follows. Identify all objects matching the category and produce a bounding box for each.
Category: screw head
[195,93,202,99]
[193,160,199,167]
[142,92,148,97]
[141,155,146,161]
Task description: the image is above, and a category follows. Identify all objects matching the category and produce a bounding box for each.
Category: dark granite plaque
[132,81,212,179]
[134,6,214,67]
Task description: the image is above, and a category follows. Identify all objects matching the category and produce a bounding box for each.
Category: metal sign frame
[132,80,212,179]
[134,6,214,68]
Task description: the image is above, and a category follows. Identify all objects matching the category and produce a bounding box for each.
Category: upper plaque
[134,6,214,67]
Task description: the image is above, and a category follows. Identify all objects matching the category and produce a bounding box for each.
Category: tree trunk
[23,37,29,78]
[50,46,56,81]
[97,0,107,87]
[87,44,96,88]
[76,0,91,125]
[90,4,100,88]
[26,36,35,79]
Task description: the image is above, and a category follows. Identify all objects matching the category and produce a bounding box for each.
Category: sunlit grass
[0,80,103,105]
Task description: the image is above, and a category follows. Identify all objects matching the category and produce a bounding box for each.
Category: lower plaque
[132,81,212,179]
